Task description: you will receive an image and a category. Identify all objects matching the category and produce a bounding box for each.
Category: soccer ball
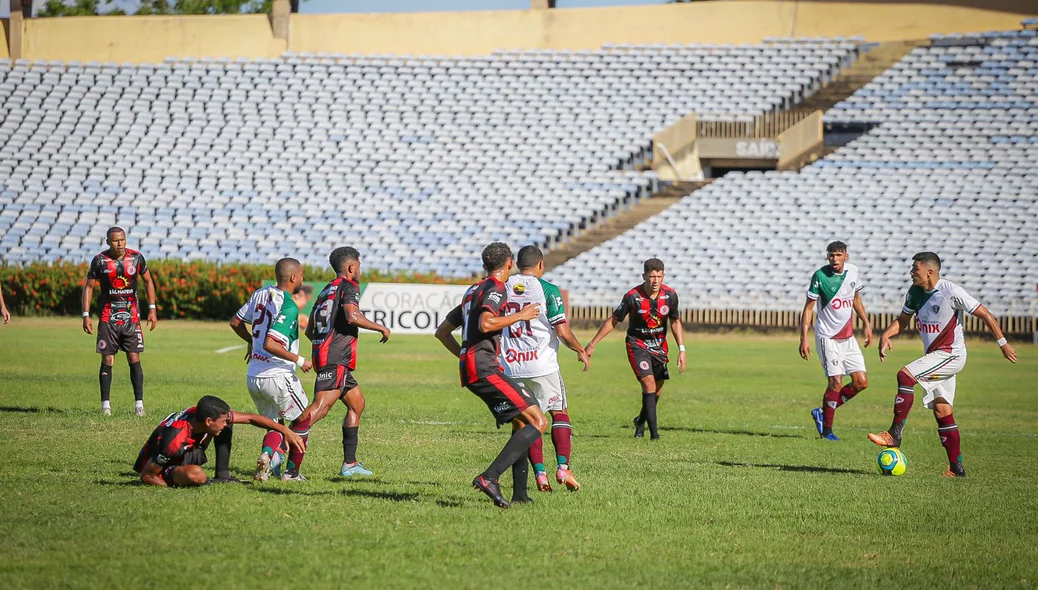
[877,448,907,476]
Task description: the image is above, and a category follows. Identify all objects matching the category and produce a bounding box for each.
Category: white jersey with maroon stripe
[902,279,980,356]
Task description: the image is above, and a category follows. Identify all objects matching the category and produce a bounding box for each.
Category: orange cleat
[535,471,553,492]
[867,431,899,447]
[556,467,581,491]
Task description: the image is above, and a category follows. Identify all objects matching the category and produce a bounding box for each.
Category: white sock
[101,401,111,410]
[135,400,144,409]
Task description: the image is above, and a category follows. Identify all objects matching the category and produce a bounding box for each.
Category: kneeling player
[798,241,872,441]
[134,395,305,487]
[585,258,686,440]
[435,242,548,508]
[868,252,1017,477]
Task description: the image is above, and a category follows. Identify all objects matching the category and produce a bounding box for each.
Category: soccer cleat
[867,431,900,448]
[822,432,841,442]
[210,474,242,484]
[254,452,273,482]
[135,405,145,417]
[339,462,373,477]
[811,407,824,436]
[943,461,967,478]
[101,407,112,416]
[472,475,510,509]
[633,415,645,438]
[535,471,553,492]
[556,467,582,491]
[281,471,308,482]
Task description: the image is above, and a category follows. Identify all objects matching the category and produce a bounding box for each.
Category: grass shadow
[436,498,466,508]
[0,405,71,414]
[255,487,420,503]
[660,427,801,439]
[715,460,872,475]
[96,479,148,487]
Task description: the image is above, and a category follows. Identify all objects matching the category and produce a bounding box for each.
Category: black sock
[99,362,113,403]
[643,393,659,438]
[511,451,530,501]
[637,398,648,423]
[214,424,233,479]
[342,425,359,464]
[128,361,144,402]
[485,424,540,480]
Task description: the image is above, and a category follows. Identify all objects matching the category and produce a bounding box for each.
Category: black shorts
[627,343,669,383]
[159,449,207,487]
[97,321,145,354]
[465,374,537,427]
[315,364,359,394]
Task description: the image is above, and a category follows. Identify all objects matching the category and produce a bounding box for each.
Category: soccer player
[435,242,548,508]
[867,252,1017,477]
[299,247,391,478]
[584,257,685,440]
[229,257,314,482]
[0,285,10,324]
[799,241,873,441]
[134,395,305,488]
[500,245,589,493]
[81,226,158,416]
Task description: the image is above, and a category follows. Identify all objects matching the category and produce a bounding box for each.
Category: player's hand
[82,316,93,335]
[1,307,9,325]
[879,336,892,362]
[863,325,874,349]
[378,326,391,343]
[584,342,596,358]
[147,309,158,331]
[577,349,590,372]
[798,338,810,361]
[1001,342,1017,364]
[516,303,541,322]
[300,358,313,373]
[677,351,687,374]
[284,429,306,455]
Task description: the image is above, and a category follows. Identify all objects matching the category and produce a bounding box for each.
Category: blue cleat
[811,407,824,436]
[339,462,373,477]
[822,432,840,441]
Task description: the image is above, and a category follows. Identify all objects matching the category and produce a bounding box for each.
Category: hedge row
[0,260,469,319]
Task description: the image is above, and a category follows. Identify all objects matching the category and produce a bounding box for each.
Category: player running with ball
[867,252,1017,477]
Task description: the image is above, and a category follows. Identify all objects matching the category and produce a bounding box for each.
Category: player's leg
[510,420,533,504]
[869,352,957,447]
[166,465,209,487]
[647,361,669,440]
[837,338,868,409]
[339,371,371,477]
[96,322,116,415]
[817,374,845,440]
[932,394,965,477]
[277,375,311,482]
[247,377,284,482]
[211,423,238,483]
[471,377,545,508]
[124,322,146,416]
[517,377,551,492]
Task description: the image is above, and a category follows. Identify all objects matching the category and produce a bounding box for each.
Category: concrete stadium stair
[798,40,928,113]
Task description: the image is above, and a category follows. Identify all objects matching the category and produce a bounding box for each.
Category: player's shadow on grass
[660,426,801,439]
[0,405,71,414]
[97,479,148,487]
[714,460,871,475]
[255,487,421,503]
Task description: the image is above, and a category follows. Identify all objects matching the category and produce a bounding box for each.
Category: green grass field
[1,319,1036,589]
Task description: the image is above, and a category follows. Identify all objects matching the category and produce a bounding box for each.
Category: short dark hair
[329,246,360,274]
[195,395,230,421]
[643,258,665,273]
[106,226,125,240]
[482,242,513,273]
[826,241,847,254]
[516,245,544,270]
[912,251,942,270]
[274,257,301,283]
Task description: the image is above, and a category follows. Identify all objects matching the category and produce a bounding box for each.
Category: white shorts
[816,335,866,378]
[515,371,567,413]
[903,350,967,409]
[246,373,309,422]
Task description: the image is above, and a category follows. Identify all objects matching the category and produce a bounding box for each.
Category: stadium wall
[0,19,9,59]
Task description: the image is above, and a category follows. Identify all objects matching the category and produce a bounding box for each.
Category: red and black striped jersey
[612,284,680,359]
[451,277,508,386]
[87,249,148,324]
[310,277,361,370]
[132,406,222,473]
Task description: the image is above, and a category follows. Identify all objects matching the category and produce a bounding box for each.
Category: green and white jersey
[235,286,301,378]
[807,263,863,340]
[500,274,567,379]
[902,279,980,355]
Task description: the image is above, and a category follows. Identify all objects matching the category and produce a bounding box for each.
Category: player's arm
[344,303,391,343]
[851,291,873,348]
[798,297,814,360]
[970,304,1017,363]
[81,277,98,334]
[554,321,590,371]
[139,459,169,487]
[670,316,687,374]
[480,305,539,333]
[229,316,251,344]
[878,312,913,363]
[584,316,618,358]
[263,334,313,372]
[141,268,158,331]
[230,411,306,454]
[0,287,10,325]
[435,307,462,358]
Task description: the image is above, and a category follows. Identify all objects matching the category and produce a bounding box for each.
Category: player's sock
[285,415,311,474]
[529,435,546,473]
[551,412,572,467]
[936,413,962,469]
[342,423,359,465]
[837,384,860,407]
[643,393,659,439]
[129,361,144,402]
[484,424,540,480]
[99,362,112,404]
[890,371,916,443]
[511,452,530,501]
[261,430,284,458]
[214,424,233,479]
[821,389,840,435]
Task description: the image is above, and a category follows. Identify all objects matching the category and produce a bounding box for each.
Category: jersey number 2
[505,302,532,338]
